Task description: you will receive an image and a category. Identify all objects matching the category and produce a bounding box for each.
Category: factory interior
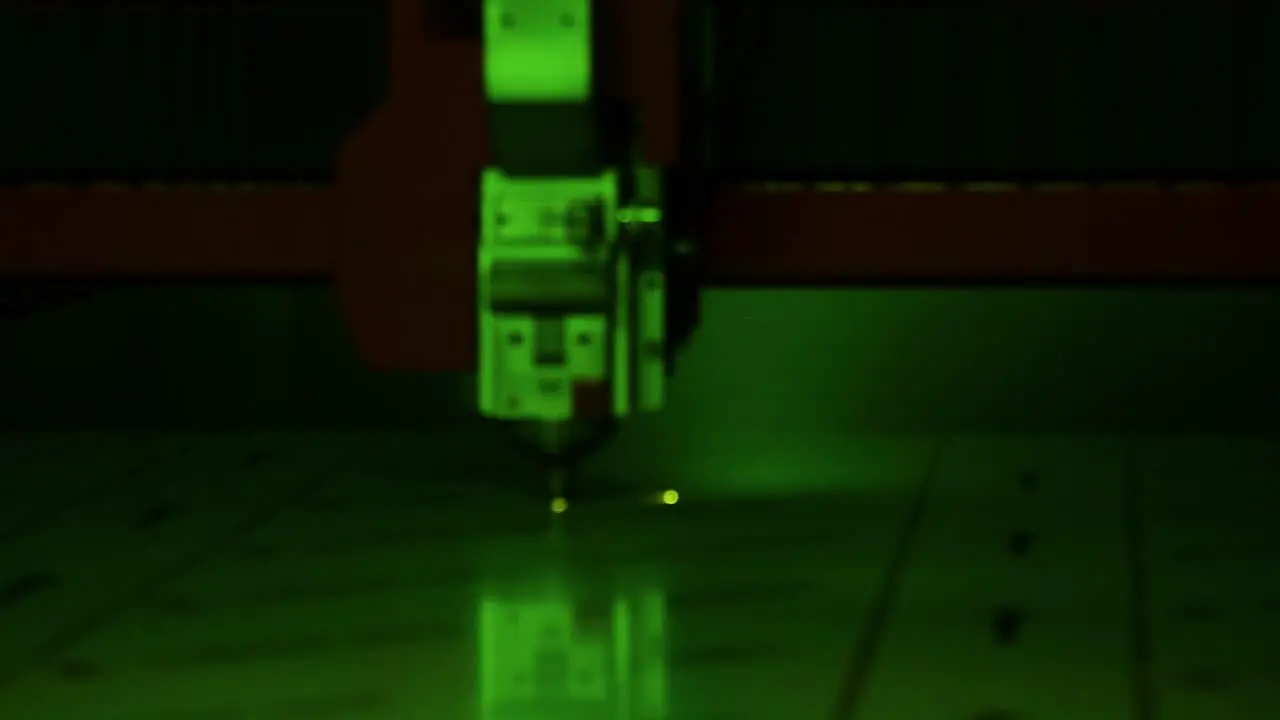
[3,2,1280,718]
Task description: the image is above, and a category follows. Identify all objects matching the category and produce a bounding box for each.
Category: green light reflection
[478,586,667,719]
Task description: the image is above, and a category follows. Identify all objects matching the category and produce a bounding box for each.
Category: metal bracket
[476,169,666,422]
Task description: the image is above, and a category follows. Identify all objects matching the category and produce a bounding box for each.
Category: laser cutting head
[475,0,676,484]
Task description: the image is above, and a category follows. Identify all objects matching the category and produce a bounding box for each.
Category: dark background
[2,4,1280,446]
[6,4,1280,179]
[712,5,1280,178]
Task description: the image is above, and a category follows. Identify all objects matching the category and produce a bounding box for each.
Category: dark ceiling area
[3,5,1279,183]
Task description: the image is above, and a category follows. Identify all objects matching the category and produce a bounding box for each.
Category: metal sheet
[1,433,1277,718]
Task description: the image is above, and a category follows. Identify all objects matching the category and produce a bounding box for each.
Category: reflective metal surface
[1,433,1277,718]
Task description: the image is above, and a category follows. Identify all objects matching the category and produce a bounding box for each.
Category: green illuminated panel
[483,0,593,104]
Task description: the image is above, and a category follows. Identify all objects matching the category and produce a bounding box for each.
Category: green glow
[483,0,593,104]
[616,207,663,224]
[550,497,569,514]
[478,589,667,718]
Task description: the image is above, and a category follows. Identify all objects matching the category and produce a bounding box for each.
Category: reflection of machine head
[478,585,668,717]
